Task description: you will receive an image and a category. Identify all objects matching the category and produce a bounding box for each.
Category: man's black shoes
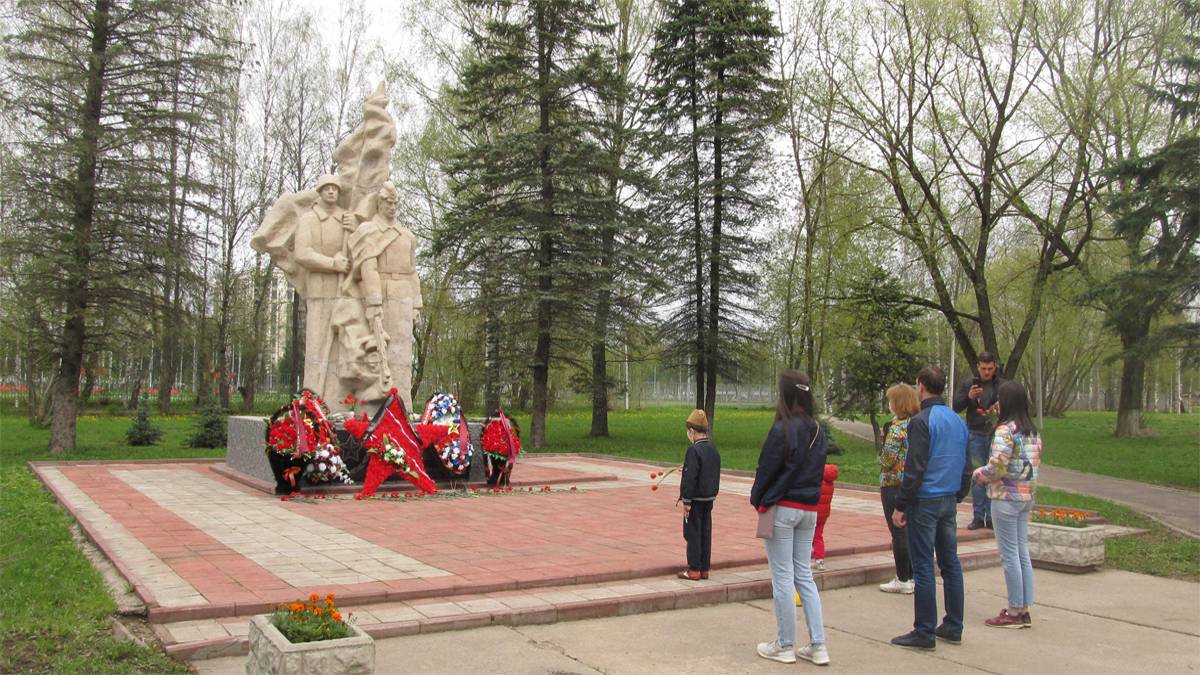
[935,624,962,644]
[891,631,935,650]
[967,519,985,531]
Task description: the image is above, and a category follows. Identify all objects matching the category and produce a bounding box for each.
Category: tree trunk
[589,266,611,436]
[484,303,501,414]
[688,21,705,413]
[530,2,554,449]
[49,0,112,454]
[1115,352,1145,437]
[705,65,724,425]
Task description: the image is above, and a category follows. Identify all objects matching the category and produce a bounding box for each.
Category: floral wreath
[366,432,425,483]
[421,392,473,476]
[481,412,521,463]
[265,389,352,485]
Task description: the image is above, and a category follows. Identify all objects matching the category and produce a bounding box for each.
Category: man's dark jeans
[905,495,964,640]
[968,431,992,523]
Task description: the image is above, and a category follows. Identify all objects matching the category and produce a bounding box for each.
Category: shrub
[125,394,163,446]
[189,403,227,448]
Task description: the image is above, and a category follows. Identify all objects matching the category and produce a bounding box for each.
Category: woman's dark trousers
[881,485,912,581]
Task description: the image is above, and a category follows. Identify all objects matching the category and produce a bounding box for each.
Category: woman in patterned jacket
[877,384,919,594]
[973,380,1042,629]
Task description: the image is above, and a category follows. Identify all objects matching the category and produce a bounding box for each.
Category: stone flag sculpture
[250,82,421,410]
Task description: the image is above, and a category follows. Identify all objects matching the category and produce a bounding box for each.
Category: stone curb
[164,547,1000,661]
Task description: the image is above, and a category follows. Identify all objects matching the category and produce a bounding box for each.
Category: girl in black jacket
[751,370,830,666]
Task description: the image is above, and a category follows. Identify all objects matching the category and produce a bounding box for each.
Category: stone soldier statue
[293,174,355,401]
[346,182,423,410]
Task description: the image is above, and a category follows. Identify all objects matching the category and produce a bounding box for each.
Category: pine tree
[126,394,164,446]
[444,0,618,447]
[189,402,227,448]
[828,266,922,448]
[2,0,230,452]
[647,0,781,423]
[1091,0,1200,437]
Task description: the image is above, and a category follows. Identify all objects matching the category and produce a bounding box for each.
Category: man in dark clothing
[891,367,971,651]
[952,351,1005,529]
[679,409,720,580]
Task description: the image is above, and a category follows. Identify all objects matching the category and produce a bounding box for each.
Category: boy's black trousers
[683,500,714,571]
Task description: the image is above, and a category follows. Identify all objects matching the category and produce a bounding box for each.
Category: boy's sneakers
[756,640,797,663]
[890,631,935,650]
[796,643,830,665]
[985,608,1028,629]
[812,559,825,571]
[879,577,915,594]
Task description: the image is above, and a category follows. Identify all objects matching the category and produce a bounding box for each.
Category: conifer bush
[126,394,163,446]
[189,402,227,448]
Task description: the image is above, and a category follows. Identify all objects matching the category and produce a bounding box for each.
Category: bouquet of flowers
[367,433,428,485]
[303,444,354,485]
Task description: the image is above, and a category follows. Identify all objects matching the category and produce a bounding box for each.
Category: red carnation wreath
[481,410,521,487]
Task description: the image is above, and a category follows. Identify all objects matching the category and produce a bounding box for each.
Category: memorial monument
[250,82,421,411]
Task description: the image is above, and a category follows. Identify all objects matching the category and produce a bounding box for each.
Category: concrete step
[163,540,1000,661]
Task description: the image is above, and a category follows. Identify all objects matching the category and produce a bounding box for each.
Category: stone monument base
[223,416,489,494]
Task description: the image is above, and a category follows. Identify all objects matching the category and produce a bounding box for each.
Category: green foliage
[442,0,623,441]
[827,267,922,427]
[124,394,163,446]
[646,0,782,411]
[188,403,227,448]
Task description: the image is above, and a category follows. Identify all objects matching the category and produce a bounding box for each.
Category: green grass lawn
[1038,412,1199,490]
[0,405,1195,672]
[530,405,880,485]
[0,413,209,673]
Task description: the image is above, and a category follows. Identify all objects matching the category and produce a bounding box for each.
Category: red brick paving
[33,455,987,626]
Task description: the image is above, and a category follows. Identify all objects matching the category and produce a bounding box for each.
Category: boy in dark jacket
[679,409,720,580]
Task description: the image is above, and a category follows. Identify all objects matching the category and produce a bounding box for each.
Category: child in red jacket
[811,463,838,570]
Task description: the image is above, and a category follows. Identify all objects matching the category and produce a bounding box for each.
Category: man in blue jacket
[890,367,971,650]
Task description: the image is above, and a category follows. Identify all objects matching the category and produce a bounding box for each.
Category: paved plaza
[194,565,1200,674]
[32,455,998,660]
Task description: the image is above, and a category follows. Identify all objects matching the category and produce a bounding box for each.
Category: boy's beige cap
[686,409,709,431]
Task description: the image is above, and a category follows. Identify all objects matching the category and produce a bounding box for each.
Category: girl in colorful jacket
[973,380,1042,630]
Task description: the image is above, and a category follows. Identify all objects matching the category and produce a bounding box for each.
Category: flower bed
[247,594,373,674]
[1028,509,1107,573]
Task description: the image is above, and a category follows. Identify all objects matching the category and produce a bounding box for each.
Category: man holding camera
[952,351,1005,530]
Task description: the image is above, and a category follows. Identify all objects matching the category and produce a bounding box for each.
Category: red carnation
[343,394,358,405]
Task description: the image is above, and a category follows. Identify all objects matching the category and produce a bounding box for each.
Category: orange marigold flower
[289,603,304,613]
[331,611,342,622]
[313,606,323,615]
[309,593,320,602]
[326,593,336,601]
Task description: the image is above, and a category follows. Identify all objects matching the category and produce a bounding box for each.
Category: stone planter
[1027,521,1106,573]
[246,615,374,675]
